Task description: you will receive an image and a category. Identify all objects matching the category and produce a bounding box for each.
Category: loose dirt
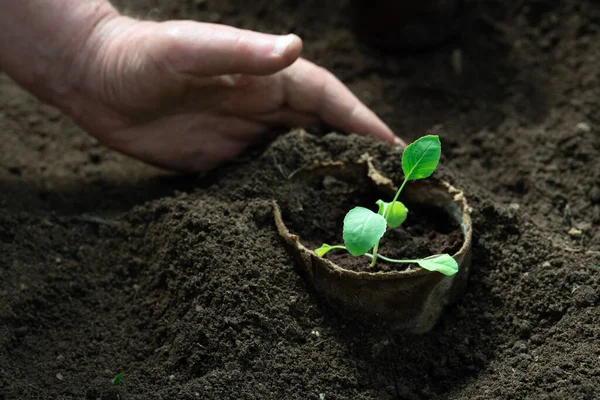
[1,1,599,399]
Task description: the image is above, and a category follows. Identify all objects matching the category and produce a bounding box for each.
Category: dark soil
[1,1,600,399]
[281,171,464,273]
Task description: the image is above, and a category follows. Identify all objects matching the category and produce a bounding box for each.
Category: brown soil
[1,1,599,399]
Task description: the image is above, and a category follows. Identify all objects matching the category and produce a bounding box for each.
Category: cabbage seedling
[315,135,459,276]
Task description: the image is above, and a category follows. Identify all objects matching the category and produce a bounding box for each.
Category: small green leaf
[113,372,125,386]
[314,244,346,257]
[315,244,334,257]
[376,200,408,228]
[402,135,441,181]
[417,254,458,276]
[343,207,387,256]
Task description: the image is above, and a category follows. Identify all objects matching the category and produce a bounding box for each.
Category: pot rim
[273,162,472,281]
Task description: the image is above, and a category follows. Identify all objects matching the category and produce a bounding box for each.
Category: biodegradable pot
[273,158,472,333]
[351,0,461,51]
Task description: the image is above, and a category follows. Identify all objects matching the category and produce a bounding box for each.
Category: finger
[282,59,405,146]
[150,21,303,77]
[250,108,319,127]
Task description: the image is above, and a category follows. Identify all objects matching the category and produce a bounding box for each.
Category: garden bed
[1,0,599,399]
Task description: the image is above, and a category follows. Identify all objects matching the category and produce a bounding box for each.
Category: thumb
[149,21,303,76]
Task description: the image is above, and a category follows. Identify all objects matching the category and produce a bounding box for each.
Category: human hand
[1,1,403,172]
[67,14,406,171]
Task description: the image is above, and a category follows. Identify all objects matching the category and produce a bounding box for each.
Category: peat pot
[273,158,472,333]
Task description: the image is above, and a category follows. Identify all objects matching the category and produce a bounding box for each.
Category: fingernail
[272,34,297,57]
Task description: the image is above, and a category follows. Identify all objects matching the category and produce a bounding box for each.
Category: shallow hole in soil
[282,173,464,273]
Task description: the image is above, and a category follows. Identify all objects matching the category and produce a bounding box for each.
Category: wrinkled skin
[1,1,403,172]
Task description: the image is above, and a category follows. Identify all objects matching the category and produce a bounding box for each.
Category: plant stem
[370,177,408,268]
[323,247,423,266]
[364,253,420,264]
[325,245,347,252]
[384,178,408,219]
[369,242,380,267]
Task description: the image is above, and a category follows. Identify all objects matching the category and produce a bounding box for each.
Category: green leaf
[314,244,347,257]
[402,135,441,181]
[377,200,386,215]
[417,254,458,276]
[376,200,408,228]
[113,372,125,386]
[315,244,334,257]
[343,207,387,256]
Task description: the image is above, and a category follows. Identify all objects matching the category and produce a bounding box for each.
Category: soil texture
[1,0,599,399]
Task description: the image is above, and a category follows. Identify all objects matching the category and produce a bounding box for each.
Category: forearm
[0,0,119,111]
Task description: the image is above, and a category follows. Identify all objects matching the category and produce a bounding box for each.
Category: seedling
[112,372,125,386]
[315,135,459,276]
